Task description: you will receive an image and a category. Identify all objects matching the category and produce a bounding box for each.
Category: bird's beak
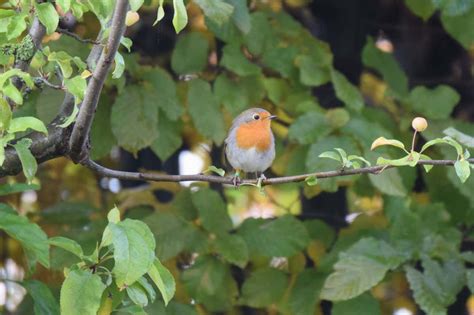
[268,115,277,120]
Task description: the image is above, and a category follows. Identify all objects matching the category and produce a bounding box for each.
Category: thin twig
[57,28,101,45]
[82,158,474,187]
[68,0,128,162]
[34,77,64,90]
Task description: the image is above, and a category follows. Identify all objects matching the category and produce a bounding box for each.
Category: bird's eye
[253,114,260,120]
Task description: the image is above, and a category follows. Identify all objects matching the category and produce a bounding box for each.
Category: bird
[224,108,277,186]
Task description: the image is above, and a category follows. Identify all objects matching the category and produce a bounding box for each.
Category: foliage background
[1,0,474,314]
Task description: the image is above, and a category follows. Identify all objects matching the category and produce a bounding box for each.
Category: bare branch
[83,158,474,186]
[68,0,128,162]
[57,28,101,45]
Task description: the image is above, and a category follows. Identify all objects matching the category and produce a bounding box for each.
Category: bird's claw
[232,170,242,187]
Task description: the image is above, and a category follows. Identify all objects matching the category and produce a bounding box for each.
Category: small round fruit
[125,11,140,26]
[412,117,428,132]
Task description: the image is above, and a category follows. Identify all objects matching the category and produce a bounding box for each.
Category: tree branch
[14,17,46,74]
[0,94,75,177]
[68,0,128,162]
[83,158,474,186]
[57,28,101,45]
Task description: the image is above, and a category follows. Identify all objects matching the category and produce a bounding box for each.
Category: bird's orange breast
[235,120,272,152]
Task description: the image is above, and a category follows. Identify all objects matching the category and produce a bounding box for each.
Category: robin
[224,108,277,186]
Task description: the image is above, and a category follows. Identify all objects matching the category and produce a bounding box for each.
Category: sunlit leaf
[172,0,188,33]
[36,3,60,35]
[148,258,176,305]
[13,138,37,184]
[371,137,407,152]
[60,269,106,315]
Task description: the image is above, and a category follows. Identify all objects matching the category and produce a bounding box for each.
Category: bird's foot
[256,173,267,194]
[232,170,242,187]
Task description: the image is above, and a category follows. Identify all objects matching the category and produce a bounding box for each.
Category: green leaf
[172,0,188,33]
[444,136,464,155]
[58,104,79,128]
[194,0,234,25]
[8,117,48,134]
[6,14,27,40]
[4,80,23,105]
[226,0,251,33]
[330,69,364,111]
[220,43,261,76]
[191,188,232,235]
[48,51,73,78]
[434,0,473,16]
[404,258,465,315]
[111,85,158,153]
[288,269,326,315]
[127,282,149,307]
[288,111,331,145]
[171,32,209,75]
[0,182,40,196]
[348,155,371,167]
[60,269,106,315]
[0,69,34,88]
[182,255,238,312]
[13,138,37,184]
[141,68,183,120]
[319,151,342,162]
[305,175,318,186]
[238,215,310,257]
[454,159,470,183]
[369,168,407,196]
[64,76,87,104]
[153,0,165,25]
[85,0,114,22]
[370,136,407,152]
[296,55,331,86]
[112,52,125,79]
[409,85,460,119]
[36,3,59,35]
[420,154,434,172]
[240,268,288,308]
[150,113,182,161]
[0,209,49,269]
[204,165,226,176]
[404,0,436,20]
[440,7,474,49]
[23,280,60,315]
[144,212,200,260]
[321,237,404,301]
[362,37,409,98]
[420,137,449,153]
[90,95,116,160]
[148,258,176,305]
[0,99,12,132]
[56,0,72,13]
[467,269,474,293]
[214,234,248,267]
[304,220,336,247]
[443,127,474,148]
[187,79,226,144]
[48,236,83,259]
[130,0,144,11]
[326,108,350,129]
[107,206,120,223]
[376,155,411,167]
[332,293,382,315]
[121,37,133,52]
[109,219,156,287]
[214,74,264,116]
